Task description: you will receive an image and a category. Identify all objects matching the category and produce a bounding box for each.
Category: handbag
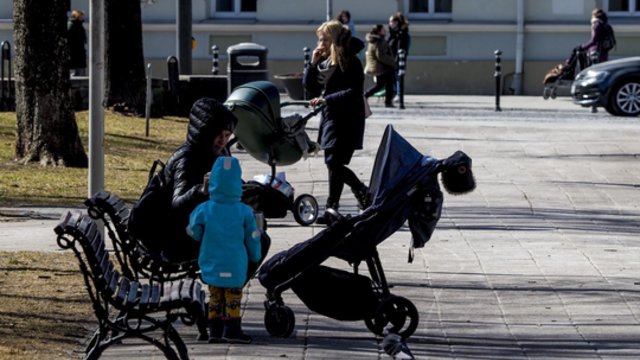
[363,96,372,118]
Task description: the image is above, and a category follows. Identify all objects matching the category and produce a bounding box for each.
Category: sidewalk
[2,95,640,359]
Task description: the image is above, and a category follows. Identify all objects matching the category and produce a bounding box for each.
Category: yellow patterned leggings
[208,286,243,319]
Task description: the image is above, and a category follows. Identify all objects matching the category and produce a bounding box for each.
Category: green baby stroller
[224,81,322,226]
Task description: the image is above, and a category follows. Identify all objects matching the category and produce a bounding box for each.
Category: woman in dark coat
[162,98,237,262]
[388,12,410,100]
[67,10,87,76]
[304,20,371,224]
[581,8,611,64]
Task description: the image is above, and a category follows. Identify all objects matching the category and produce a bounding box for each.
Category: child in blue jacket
[187,156,262,344]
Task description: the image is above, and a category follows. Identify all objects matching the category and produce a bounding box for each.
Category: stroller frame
[262,197,421,339]
[543,48,590,100]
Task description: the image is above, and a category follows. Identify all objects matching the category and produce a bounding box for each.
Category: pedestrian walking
[303,20,371,224]
[364,24,397,108]
[580,8,615,64]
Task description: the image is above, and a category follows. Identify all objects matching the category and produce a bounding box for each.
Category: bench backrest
[84,191,199,282]
[54,211,156,309]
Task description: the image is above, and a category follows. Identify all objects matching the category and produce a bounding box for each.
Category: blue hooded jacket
[187,156,261,287]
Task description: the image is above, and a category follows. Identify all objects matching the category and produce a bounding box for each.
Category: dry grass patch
[0,251,92,360]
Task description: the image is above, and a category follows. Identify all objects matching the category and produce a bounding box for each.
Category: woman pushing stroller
[304,20,371,225]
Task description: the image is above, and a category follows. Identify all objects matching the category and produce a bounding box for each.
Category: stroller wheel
[542,87,551,100]
[264,304,295,338]
[365,317,384,336]
[372,296,419,339]
[550,88,557,99]
[292,194,319,226]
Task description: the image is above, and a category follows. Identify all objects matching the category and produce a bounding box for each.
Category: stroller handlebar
[281,100,326,122]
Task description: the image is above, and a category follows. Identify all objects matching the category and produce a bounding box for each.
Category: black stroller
[258,125,476,339]
[224,81,322,226]
[543,47,590,99]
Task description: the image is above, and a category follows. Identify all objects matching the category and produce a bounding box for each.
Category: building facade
[0,0,638,95]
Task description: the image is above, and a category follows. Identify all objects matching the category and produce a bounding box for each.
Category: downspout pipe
[511,0,525,95]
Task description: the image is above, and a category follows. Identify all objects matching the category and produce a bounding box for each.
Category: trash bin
[273,73,304,100]
[227,42,268,95]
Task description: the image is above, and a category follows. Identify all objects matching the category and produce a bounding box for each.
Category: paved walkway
[2,95,640,359]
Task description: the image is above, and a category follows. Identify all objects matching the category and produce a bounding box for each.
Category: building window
[213,0,256,17]
[605,0,640,14]
[408,0,452,16]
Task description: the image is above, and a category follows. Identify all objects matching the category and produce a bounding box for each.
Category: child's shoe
[208,318,224,343]
[222,318,252,344]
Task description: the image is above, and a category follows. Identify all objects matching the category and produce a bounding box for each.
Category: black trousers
[364,70,395,105]
[324,148,364,208]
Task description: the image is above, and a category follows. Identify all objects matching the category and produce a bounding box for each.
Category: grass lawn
[0,111,188,207]
[0,110,190,359]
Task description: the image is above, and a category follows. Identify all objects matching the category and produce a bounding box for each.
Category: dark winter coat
[303,37,366,152]
[160,98,237,262]
[67,18,86,69]
[388,26,410,61]
[582,16,609,63]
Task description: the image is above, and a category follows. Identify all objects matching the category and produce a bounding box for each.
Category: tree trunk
[104,0,146,115]
[13,0,88,167]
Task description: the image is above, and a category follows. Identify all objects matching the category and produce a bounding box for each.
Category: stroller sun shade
[369,125,424,207]
[225,81,306,166]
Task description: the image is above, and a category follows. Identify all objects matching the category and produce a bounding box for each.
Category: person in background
[336,10,357,39]
[187,156,262,344]
[67,10,87,76]
[364,24,397,108]
[388,12,411,102]
[304,20,371,224]
[580,8,612,64]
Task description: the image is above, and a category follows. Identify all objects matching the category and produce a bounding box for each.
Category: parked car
[571,57,640,116]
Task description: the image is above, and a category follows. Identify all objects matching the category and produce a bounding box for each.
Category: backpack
[128,159,172,253]
[601,23,616,52]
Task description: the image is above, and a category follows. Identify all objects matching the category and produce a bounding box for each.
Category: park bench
[54,210,206,360]
[84,190,200,283]
[83,190,208,339]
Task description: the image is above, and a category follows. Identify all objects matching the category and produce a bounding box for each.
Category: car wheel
[604,101,617,116]
[610,79,640,117]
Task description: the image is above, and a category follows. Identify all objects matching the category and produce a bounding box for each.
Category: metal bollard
[211,45,219,75]
[145,63,152,137]
[303,46,311,68]
[494,49,502,112]
[303,47,311,100]
[398,48,406,110]
[0,41,12,109]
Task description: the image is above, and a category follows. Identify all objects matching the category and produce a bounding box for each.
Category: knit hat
[186,98,238,147]
[440,151,476,195]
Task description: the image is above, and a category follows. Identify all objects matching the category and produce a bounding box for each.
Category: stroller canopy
[224,81,310,166]
[369,125,438,207]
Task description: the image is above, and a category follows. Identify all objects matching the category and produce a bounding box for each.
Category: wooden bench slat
[116,276,130,306]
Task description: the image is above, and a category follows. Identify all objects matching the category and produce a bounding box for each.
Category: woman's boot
[316,199,339,225]
[353,184,371,210]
